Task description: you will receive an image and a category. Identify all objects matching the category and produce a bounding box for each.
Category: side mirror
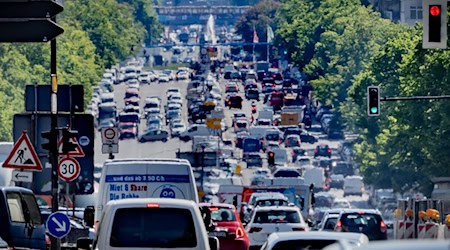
[208,236,220,250]
[84,206,95,228]
[76,237,93,250]
[306,219,314,228]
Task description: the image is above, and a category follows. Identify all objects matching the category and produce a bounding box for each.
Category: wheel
[162,138,168,142]
[139,138,145,143]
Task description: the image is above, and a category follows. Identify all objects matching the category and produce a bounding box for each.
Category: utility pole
[50,14,60,250]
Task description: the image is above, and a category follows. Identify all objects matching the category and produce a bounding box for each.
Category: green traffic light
[370,107,378,113]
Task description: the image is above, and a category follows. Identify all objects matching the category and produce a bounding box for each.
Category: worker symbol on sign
[14,148,32,164]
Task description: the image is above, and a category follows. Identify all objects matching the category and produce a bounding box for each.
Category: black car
[245,88,260,101]
[225,95,243,109]
[291,147,306,162]
[335,210,387,241]
[300,131,318,144]
[314,144,331,158]
[332,161,354,176]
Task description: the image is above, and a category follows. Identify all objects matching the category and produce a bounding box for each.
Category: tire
[139,138,145,143]
[162,138,168,142]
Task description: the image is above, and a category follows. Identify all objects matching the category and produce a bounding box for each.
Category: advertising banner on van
[105,174,191,201]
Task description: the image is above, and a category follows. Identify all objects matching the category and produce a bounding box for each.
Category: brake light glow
[249,227,262,233]
[335,220,343,232]
[327,149,331,153]
[357,211,365,214]
[380,220,387,233]
[147,203,160,208]
[236,227,245,238]
[291,152,295,156]
[314,149,318,153]
[209,207,219,211]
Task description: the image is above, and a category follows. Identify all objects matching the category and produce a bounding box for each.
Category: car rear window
[266,133,280,141]
[272,239,337,250]
[208,207,236,222]
[341,213,381,230]
[110,208,197,248]
[256,199,288,207]
[254,210,301,223]
[237,122,247,128]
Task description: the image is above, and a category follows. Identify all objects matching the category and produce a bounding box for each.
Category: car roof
[253,206,299,212]
[198,203,236,209]
[338,209,381,215]
[347,240,450,250]
[267,231,368,245]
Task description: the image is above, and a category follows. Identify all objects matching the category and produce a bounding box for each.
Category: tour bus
[92,158,199,227]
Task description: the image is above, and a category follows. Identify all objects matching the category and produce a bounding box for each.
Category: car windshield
[110,208,197,248]
[254,210,301,223]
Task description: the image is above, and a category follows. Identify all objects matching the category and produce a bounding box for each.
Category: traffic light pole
[50,16,60,250]
[381,95,450,101]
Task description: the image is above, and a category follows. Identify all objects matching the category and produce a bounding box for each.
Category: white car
[170,121,186,137]
[176,71,189,80]
[332,198,352,209]
[245,206,308,248]
[168,94,183,106]
[167,87,181,98]
[158,74,170,82]
[262,231,369,250]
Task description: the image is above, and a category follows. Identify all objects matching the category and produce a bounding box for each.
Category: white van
[343,175,364,196]
[93,198,218,250]
[180,124,216,141]
[303,167,325,191]
[95,158,199,224]
[272,148,288,165]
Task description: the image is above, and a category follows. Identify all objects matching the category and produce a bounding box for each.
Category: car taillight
[335,220,343,232]
[236,227,245,238]
[235,140,238,144]
[327,149,331,153]
[292,227,305,231]
[314,149,318,153]
[291,152,295,156]
[272,84,276,88]
[286,140,290,145]
[380,220,387,233]
[228,101,231,104]
[147,203,160,208]
[248,227,262,233]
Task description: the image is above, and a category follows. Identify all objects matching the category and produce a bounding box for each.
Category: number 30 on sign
[58,157,81,182]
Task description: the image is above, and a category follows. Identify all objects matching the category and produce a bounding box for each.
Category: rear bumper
[219,238,249,250]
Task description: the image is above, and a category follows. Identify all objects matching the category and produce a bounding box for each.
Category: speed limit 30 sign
[58,157,81,182]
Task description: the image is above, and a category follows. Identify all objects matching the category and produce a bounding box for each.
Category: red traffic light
[430,6,441,16]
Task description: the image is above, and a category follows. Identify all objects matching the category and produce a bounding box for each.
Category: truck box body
[281,112,299,126]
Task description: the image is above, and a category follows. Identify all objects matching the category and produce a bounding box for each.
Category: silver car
[138,129,169,143]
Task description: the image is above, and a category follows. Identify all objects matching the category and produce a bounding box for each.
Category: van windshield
[110,208,197,248]
[7,192,42,224]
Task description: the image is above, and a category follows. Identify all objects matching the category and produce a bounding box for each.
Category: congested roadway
[92,49,370,209]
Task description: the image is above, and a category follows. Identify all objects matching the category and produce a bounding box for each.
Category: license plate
[210,231,227,237]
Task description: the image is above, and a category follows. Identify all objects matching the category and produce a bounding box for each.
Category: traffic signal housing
[367,86,380,116]
[41,130,58,153]
[267,151,275,165]
[61,128,78,154]
[423,0,447,49]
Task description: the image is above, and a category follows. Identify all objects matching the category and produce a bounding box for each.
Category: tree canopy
[276,0,450,194]
[0,0,160,141]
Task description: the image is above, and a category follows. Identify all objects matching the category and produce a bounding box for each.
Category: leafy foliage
[277,0,450,194]
[0,0,160,141]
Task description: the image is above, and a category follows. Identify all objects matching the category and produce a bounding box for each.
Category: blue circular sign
[46,212,71,239]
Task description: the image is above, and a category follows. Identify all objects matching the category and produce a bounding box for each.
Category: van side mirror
[84,206,95,228]
[76,237,93,250]
[208,236,220,250]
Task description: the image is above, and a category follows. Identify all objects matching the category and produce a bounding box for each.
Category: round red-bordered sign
[58,157,80,182]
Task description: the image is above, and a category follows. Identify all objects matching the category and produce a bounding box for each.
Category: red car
[118,122,138,139]
[199,203,250,250]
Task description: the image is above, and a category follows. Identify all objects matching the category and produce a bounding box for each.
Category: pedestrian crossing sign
[3,130,42,171]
